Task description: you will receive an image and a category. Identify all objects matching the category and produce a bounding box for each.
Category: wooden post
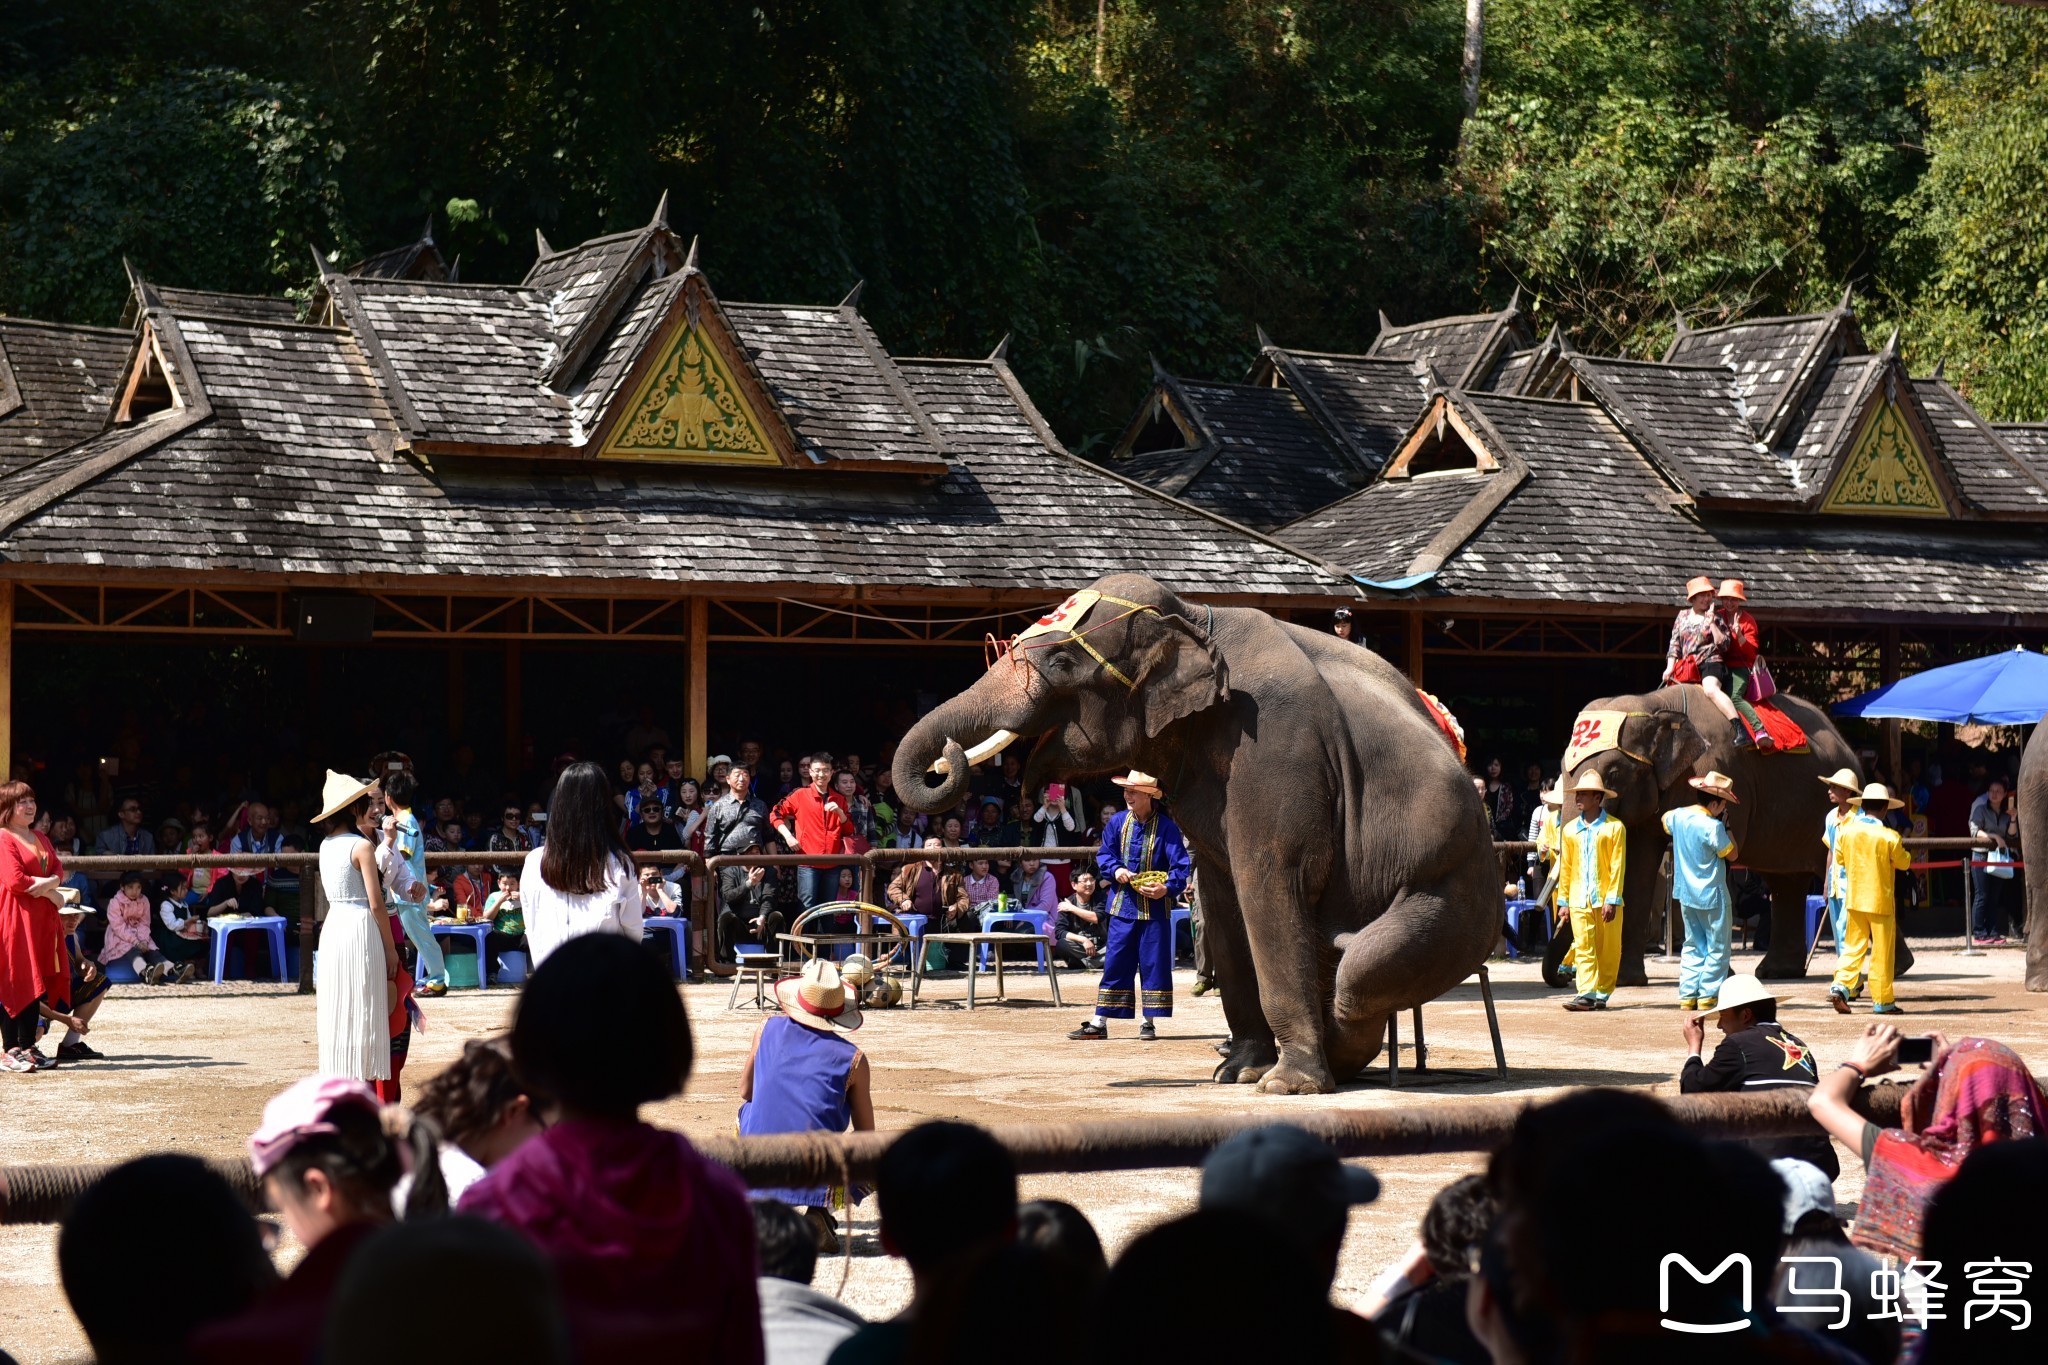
[1406,611,1425,687]
[685,597,709,779]
[504,642,523,780]
[1880,626,1902,783]
[0,581,12,781]
[446,647,467,745]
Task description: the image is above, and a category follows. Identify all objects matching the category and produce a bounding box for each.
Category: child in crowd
[481,871,526,978]
[191,1076,444,1364]
[964,857,1000,911]
[100,871,173,984]
[458,934,764,1363]
[155,873,210,981]
[407,1037,544,1207]
[1053,869,1104,968]
[451,862,492,917]
[41,898,109,1060]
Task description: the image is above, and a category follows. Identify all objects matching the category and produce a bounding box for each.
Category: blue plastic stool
[1170,907,1193,959]
[496,950,530,984]
[211,916,288,983]
[643,917,689,981]
[976,907,1051,971]
[417,923,491,988]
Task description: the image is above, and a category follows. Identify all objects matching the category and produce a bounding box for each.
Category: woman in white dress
[523,761,644,967]
[314,770,401,1083]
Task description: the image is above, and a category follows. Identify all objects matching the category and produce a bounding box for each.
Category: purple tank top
[737,1016,857,1207]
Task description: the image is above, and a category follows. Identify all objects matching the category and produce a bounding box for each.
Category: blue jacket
[1097,808,1192,922]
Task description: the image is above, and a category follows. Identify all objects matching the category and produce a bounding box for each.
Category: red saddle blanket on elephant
[1744,700,1810,754]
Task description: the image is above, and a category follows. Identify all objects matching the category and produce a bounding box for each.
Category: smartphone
[1045,783,1066,802]
[98,756,119,777]
[387,761,404,773]
[1898,1036,1936,1065]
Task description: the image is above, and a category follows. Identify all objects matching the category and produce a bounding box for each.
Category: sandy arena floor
[4,942,2044,1362]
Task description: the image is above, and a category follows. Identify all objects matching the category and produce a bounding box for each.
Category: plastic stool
[496,950,530,984]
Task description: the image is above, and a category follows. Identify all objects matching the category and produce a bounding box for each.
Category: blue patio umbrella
[1834,647,2048,726]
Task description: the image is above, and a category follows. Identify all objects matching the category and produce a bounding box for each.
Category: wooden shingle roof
[1111,377,1356,530]
[1277,384,2048,622]
[1367,297,1532,389]
[1913,380,2048,519]
[0,298,1340,600]
[1568,355,1799,503]
[0,319,129,476]
[1663,301,1860,446]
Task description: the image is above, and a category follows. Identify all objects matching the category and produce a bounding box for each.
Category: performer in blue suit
[1068,769,1191,1043]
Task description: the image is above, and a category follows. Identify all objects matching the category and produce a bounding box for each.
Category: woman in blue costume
[738,958,875,1249]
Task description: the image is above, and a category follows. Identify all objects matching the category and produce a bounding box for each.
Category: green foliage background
[1,0,2043,445]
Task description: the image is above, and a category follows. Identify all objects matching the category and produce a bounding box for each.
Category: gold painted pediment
[1820,398,1946,518]
[599,319,779,465]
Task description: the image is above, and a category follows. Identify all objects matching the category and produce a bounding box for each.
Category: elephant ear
[1652,711,1710,792]
[1134,612,1231,738]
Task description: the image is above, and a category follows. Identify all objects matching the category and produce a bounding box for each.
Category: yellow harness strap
[1012,590,1161,691]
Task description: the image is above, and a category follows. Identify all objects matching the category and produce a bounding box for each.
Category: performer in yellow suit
[1830,783,1912,1016]
[1557,770,1626,1012]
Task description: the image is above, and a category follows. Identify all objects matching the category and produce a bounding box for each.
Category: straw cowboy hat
[1683,575,1714,599]
[315,769,374,824]
[1568,770,1617,799]
[1853,782,1904,811]
[1705,973,1775,1022]
[1716,578,1747,601]
[1540,781,1565,807]
[775,958,864,1032]
[1688,771,1740,803]
[1111,770,1164,799]
[1818,768,1862,794]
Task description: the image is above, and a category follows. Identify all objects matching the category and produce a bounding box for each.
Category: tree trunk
[1460,0,1484,121]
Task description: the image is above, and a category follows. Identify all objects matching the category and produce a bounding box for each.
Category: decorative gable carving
[599,319,777,464]
[593,275,793,466]
[1821,396,1946,518]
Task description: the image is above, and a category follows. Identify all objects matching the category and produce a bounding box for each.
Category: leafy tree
[1899,0,2048,420]
[1457,0,1924,357]
[0,68,352,325]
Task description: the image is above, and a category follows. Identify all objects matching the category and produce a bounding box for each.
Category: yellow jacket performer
[1557,770,1626,1011]
[1829,783,1912,1016]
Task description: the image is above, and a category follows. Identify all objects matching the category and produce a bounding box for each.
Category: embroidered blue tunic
[1093,807,1192,1018]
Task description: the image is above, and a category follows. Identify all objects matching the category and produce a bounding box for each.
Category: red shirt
[1717,608,1760,669]
[770,785,852,864]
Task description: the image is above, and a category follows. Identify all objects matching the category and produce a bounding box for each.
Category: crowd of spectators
[48,926,2048,1364]
[0,723,1201,1073]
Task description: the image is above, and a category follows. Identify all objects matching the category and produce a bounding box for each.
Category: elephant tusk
[930,730,1019,775]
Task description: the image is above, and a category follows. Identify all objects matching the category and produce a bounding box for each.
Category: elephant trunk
[892,698,992,813]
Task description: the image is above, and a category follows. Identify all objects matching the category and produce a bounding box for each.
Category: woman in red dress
[0,781,69,1072]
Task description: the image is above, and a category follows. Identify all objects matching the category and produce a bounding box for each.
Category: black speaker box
[293,594,376,642]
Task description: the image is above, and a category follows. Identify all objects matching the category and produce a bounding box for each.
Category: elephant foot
[1754,955,1809,982]
[1617,961,1649,989]
[1213,1036,1279,1086]
[1245,1064,1343,1105]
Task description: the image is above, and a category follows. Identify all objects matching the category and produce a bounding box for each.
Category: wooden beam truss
[12,582,1053,648]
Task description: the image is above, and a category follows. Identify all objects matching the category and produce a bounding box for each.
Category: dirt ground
[4,941,2045,1363]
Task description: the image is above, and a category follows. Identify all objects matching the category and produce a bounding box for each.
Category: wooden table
[909,932,1064,1009]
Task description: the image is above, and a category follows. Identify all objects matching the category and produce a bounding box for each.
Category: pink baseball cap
[248,1075,385,1177]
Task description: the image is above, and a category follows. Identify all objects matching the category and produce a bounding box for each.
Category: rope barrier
[0,1086,1905,1225]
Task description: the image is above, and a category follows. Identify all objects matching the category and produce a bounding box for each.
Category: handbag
[1744,656,1778,703]
[1985,846,2016,880]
